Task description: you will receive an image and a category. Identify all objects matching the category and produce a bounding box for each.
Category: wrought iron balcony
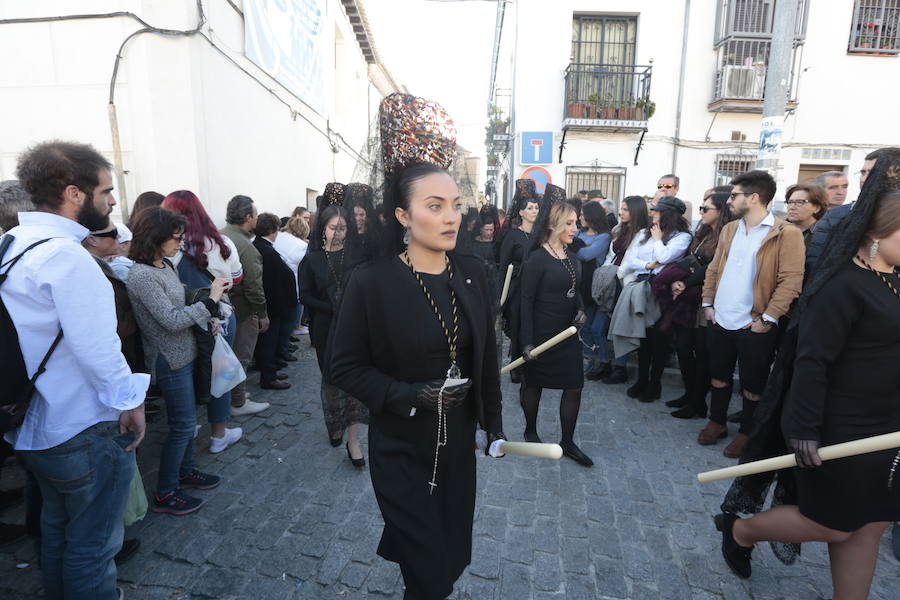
[563,63,652,132]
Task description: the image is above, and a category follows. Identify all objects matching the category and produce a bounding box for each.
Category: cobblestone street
[1,339,898,600]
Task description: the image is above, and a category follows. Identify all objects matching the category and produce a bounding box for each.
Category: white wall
[0,0,386,224]
[501,0,900,216]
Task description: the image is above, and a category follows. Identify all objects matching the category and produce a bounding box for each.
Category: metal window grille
[849,0,900,53]
[715,154,754,187]
[715,0,808,45]
[571,16,637,66]
[566,167,626,207]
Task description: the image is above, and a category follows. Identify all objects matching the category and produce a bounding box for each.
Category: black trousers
[707,323,779,428]
[253,314,282,384]
[673,324,710,408]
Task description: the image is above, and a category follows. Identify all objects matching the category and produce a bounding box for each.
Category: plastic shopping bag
[210,333,246,398]
[123,457,147,527]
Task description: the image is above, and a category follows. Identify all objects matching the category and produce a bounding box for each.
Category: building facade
[0,0,401,222]
[488,0,899,216]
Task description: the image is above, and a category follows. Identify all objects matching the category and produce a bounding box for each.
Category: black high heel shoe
[346,442,365,468]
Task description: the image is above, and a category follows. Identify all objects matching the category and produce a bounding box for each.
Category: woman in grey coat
[127,207,232,516]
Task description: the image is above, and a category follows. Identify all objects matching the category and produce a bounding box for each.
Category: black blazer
[329,253,503,436]
[252,236,298,317]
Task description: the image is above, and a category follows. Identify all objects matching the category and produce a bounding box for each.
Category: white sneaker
[209,427,243,454]
[230,399,270,417]
[294,326,309,335]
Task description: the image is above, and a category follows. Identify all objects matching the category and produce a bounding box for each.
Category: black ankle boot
[638,382,661,402]
[626,380,647,398]
[586,361,611,380]
[602,365,628,384]
[665,394,689,408]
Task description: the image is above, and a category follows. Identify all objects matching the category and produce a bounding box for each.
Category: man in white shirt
[698,170,804,459]
[2,141,148,599]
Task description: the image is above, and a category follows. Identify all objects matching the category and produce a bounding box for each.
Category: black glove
[522,345,536,362]
[788,438,822,468]
[485,431,508,457]
[411,379,473,412]
[573,310,587,328]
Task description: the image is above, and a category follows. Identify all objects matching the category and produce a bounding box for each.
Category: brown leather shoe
[723,433,749,459]
[698,420,728,445]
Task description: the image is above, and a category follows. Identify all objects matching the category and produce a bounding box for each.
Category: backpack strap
[0,234,65,391]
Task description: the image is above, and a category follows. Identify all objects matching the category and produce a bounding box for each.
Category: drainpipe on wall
[108,103,130,223]
[671,0,691,175]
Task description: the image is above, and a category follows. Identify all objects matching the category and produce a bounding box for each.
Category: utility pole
[755,0,799,196]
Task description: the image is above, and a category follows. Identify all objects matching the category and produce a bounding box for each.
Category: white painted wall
[499,0,900,216]
[0,0,389,223]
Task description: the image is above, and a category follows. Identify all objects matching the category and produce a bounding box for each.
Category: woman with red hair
[162,190,244,454]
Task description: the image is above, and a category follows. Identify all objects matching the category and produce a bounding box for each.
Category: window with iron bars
[714,154,754,187]
[571,16,637,66]
[566,167,626,208]
[848,0,900,53]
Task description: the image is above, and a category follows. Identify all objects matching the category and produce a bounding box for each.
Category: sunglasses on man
[90,229,119,239]
[657,183,676,190]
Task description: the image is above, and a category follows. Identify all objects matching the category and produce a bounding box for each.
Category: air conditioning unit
[722,65,765,99]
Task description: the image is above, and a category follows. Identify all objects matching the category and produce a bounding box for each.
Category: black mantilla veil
[529,183,569,253]
[310,202,350,252]
[455,206,481,255]
[720,149,900,565]
[343,182,382,262]
[499,178,537,236]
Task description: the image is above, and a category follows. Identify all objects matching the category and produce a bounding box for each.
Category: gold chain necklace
[545,243,577,298]
[403,251,461,495]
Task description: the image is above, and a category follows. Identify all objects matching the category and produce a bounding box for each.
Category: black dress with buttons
[329,254,503,600]
[519,247,584,390]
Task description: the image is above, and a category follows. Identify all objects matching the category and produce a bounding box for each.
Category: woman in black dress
[329,93,505,600]
[518,192,591,467]
[298,201,368,466]
[718,187,900,598]
[498,179,540,375]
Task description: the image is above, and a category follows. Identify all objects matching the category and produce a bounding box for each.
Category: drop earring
[402,225,411,246]
[870,239,880,260]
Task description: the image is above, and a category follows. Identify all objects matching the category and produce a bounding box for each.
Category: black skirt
[370,406,477,600]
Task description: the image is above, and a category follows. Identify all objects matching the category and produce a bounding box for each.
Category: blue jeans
[18,421,135,600]
[278,304,302,355]
[582,306,610,363]
[207,312,236,425]
[156,355,197,495]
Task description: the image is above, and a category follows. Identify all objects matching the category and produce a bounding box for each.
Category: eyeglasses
[698,206,718,213]
[729,191,753,200]
[657,183,676,190]
[785,199,809,206]
[90,229,119,239]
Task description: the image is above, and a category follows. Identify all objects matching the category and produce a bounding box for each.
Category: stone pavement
[1,338,898,600]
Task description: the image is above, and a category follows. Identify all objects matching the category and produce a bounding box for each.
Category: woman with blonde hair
[517,187,591,466]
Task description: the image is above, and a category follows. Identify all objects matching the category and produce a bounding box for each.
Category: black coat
[330,252,503,436]
[253,236,297,317]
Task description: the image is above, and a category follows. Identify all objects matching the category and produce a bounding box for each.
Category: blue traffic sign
[520,132,553,165]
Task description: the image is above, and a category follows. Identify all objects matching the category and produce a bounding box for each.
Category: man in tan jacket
[698,170,805,458]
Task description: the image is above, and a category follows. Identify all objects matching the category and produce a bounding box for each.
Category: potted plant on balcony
[617,102,634,120]
[487,153,499,167]
[567,100,588,118]
[599,92,617,119]
[586,94,601,119]
[634,98,656,120]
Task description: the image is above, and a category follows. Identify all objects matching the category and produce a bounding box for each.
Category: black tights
[520,385,583,444]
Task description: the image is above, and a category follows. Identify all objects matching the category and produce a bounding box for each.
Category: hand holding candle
[500,326,578,374]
